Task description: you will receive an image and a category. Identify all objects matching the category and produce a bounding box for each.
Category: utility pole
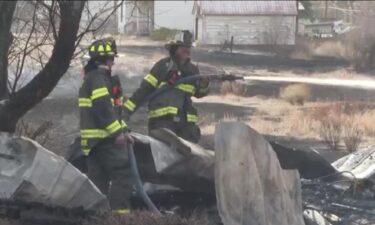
[325,0,328,19]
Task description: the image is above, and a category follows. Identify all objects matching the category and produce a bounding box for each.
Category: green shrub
[150,27,180,41]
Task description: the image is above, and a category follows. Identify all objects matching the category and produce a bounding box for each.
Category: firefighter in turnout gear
[123,31,210,147]
[79,38,134,212]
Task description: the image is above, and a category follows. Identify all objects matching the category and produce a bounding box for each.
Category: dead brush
[86,211,215,225]
[310,102,366,151]
[15,119,53,145]
[318,117,342,151]
[279,84,310,106]
[342,117,363,153]
[220,81,247,96]
[311,103,343,150]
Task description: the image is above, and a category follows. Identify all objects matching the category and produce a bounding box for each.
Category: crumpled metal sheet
[132,133,215,180]
[332,146,375,183]
[0,132,109,211]
[215,122,305,225]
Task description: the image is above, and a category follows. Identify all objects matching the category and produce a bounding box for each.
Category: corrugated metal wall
[199,15,296,45]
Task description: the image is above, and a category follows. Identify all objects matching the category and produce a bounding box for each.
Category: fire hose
[127,74,243,214]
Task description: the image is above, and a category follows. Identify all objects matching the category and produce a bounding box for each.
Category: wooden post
[230,36,234,53]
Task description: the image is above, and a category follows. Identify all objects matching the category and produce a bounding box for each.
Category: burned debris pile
[1,124,375,225]
[301,146,375,225]
[302,179,375,225]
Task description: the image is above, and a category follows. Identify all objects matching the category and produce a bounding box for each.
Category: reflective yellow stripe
[97,44,104,52]
[105,120,122,134]
[144,74,158,87]
[81,139,88,147]
[121,120,128,128]
[114,209,130,214]
[158,81,167,88]
[124,99,136,112]
[106,44,112,52]
[91,87,110,100]
[79,98,92,107]
[187,114,198,123]
[176,84,196,94]
[149,106,178,119]
[158,82,196,94]
[83,148,91,156]
[90,45,95,52]
[81,129,109,139]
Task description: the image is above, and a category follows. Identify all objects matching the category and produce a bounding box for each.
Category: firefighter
[79,39,134,213]
[123,32,210,148]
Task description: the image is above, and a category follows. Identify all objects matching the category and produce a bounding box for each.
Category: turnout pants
[87,138,133,210]
[148,117,201,143]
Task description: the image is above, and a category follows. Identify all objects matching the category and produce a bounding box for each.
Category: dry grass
[85,211,215,225]
[196,95,375,152]
[360,111,375,136]
[248,100,374,150]
[248,109,320,137]
[279,84,310,106]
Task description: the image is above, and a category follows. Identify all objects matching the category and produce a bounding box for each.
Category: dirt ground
[20,38,375,162]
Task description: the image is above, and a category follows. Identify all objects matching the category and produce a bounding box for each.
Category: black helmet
[88,38,117,59]
[165,30,193,50]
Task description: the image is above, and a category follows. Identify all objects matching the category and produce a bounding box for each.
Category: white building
[154,1,195,31]
[193,1,298,45]
[117,1,195,35]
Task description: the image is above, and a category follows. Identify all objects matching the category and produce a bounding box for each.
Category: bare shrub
[220,81,247,96]
[220,81,232,95]
[360,110,375,136]
[319,118,342,151]
[344,2,375,71]
[223,112,239,121]
[15,119,53,145]
[310,103,343,150]
[342,119,363,153]
[290,36,314,60]
[231,81,247,96]
[279,84,310,105]
[311,102,365,151]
